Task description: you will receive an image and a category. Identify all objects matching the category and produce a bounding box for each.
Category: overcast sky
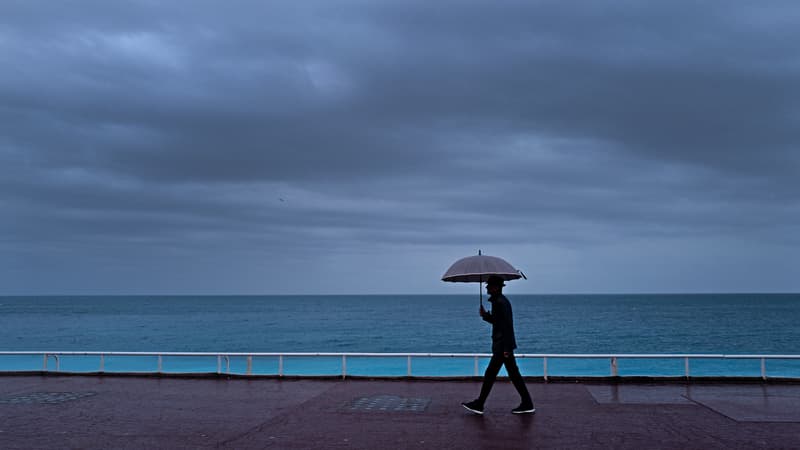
[1,1,798,295]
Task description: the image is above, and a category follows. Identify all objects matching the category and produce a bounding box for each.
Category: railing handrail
[3,352,799,379]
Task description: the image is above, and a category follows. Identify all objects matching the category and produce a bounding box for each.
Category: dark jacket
[481,293,518,354]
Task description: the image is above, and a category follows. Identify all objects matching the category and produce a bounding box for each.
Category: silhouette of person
[462,275,534,415]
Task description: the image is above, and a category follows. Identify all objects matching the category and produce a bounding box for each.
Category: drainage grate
[347,395,431,412]
[0,392,97,404]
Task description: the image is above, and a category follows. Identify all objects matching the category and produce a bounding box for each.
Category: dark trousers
[478,352,533,406]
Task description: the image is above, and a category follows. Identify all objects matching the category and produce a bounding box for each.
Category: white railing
[1,352,799,380]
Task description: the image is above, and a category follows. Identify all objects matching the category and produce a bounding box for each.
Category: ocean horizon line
[1,292,798,297]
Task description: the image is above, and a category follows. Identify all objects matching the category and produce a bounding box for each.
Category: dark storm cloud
[1,0,798,293]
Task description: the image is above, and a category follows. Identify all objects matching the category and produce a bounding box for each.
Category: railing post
[43,354,48,371]
[761,358,766,380]
[158,355,163,373]
[225,356,230,374]
[54,355,60,372]
[684,357,690,378]
[543,357,548,381]
[217,355,221,374]
[342,355,347,379]
[407,356,412,377]
[611,357,618,377]
[474,356,479,376]
[246,356,252,375]
[279,355,284,377]
[100,354,105,372]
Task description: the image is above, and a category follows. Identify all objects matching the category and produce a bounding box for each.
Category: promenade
[1,375,798,449]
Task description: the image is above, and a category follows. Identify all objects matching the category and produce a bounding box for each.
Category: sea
[1,294,798,377]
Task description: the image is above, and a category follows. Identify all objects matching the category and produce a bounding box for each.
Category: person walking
[462,275,535,415]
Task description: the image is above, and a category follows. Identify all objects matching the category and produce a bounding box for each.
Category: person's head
[485,275,505,295]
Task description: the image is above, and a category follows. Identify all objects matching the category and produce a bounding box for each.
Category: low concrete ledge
[3,371,800,384]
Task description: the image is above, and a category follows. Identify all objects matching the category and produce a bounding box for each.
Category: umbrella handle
[478,251,482,308]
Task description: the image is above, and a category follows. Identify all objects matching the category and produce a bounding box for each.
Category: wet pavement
[1,375,799,449]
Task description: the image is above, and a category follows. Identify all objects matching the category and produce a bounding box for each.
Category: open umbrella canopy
[441,252,526,306]
[441,254,526,283]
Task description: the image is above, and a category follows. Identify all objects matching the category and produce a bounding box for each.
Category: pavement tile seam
[680,394,800,424]
[676,394,745,425]
[214,380,341,449]
[657,409,728,447]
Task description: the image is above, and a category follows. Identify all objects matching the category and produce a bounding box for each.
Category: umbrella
[441,250,527,307]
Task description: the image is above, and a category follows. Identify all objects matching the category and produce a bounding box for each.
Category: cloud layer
[2,1,798,294]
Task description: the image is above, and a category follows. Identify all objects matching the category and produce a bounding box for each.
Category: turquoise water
[1,294,798,376]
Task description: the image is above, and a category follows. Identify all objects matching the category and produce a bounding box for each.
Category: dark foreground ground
[1,375,799,449]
